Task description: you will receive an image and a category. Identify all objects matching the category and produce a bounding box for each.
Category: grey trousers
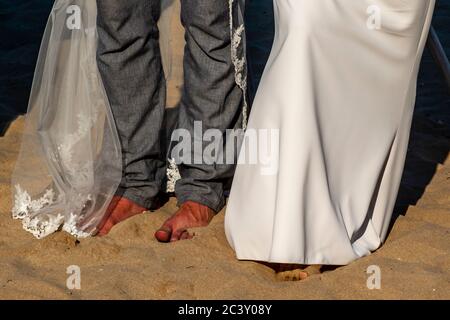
[96,0,244,212]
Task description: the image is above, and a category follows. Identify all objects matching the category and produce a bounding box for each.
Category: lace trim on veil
[12,51,103,239]
[230,0,248,130]
[12,185,91,239]
[166,158,181,193]
[12,110,97,239]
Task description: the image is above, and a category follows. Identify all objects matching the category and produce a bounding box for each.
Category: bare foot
[96,196,148,236]
[263,263,322,281]
[154,201,215,242]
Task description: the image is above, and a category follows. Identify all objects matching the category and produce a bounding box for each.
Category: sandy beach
[0,0,449,299]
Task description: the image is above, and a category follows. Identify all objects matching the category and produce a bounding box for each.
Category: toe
[179,230,192,240]
[155,226,172,243]
[170,228,189,242]
[276,269,311,281]
[97,218,115,236]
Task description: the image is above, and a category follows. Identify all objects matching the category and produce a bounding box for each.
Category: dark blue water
[0,0,53,130]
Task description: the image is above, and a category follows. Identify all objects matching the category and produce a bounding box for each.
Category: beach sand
[0,0,449,299]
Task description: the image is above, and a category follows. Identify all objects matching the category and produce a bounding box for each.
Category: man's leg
[96,0,167,235]
[176,0,244,211]
[155,0,244,242]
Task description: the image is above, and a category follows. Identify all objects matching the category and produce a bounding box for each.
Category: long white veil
[10,0,175,239]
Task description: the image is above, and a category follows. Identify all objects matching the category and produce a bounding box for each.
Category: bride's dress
[225,0,436,265]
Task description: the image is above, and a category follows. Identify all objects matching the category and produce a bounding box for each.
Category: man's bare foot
[154,201,215,242]
[96,196,148,236]
[262,263,322,281]
[97,193,170,236]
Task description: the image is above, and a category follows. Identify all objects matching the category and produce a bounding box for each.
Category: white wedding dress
[225,0,436,265]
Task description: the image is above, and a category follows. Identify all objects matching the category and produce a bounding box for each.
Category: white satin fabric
[225,0,436,265]
[11,0,123,239]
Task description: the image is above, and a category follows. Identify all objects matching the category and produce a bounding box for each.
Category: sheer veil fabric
[225,0,436,265]
[11,0,122,239]
[11,0,247,239]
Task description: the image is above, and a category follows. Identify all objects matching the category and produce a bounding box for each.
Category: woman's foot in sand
[154,201,216,243]
[264,263,322,281]
[97,195,167,236]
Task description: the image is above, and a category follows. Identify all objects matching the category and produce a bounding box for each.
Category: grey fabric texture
[96,0,246,211]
